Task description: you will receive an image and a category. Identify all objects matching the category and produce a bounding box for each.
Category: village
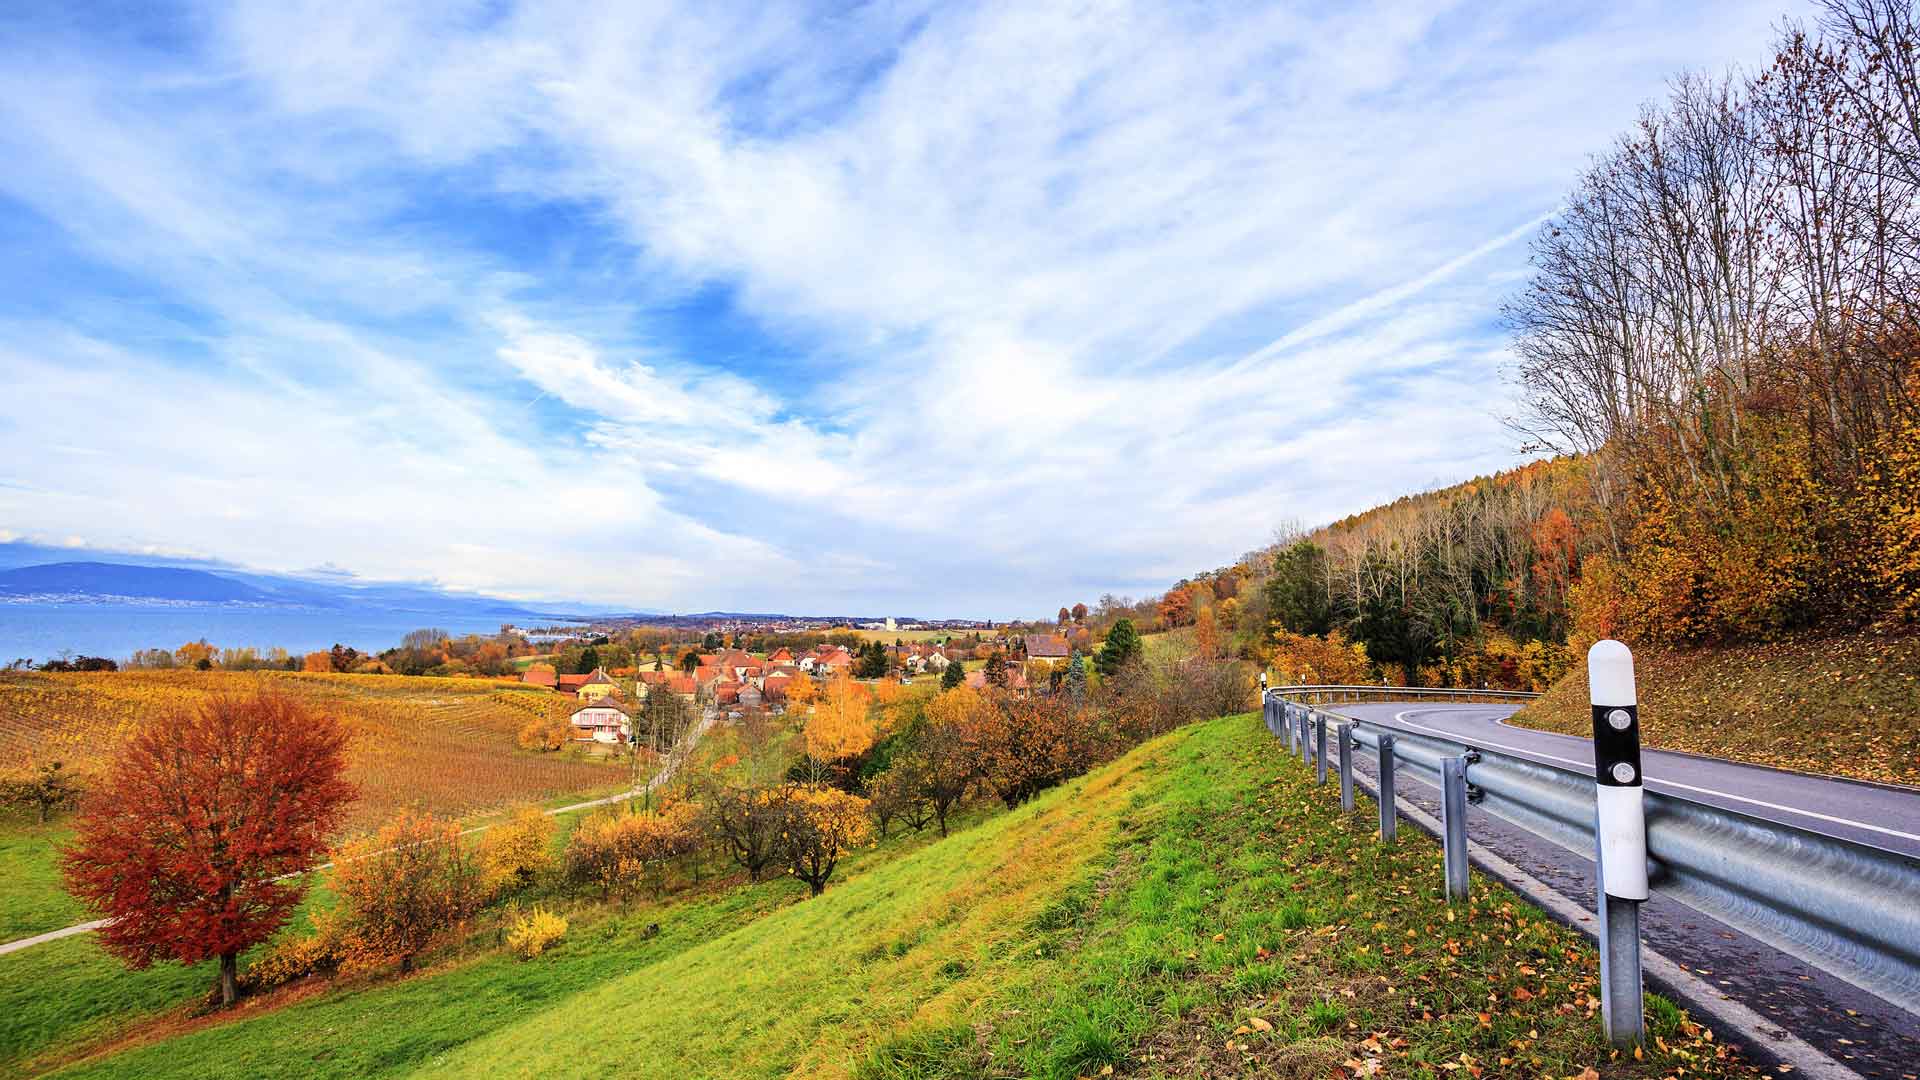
[522,633,1087,746]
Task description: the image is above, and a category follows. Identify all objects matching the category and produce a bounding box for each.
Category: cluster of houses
[524,634,1082,746]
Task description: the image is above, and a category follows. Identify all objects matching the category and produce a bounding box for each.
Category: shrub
[331,811,487,974]
[565,803,703,896]
[478,804,555,894]
[505,906,568,960]
[518,713,571,752]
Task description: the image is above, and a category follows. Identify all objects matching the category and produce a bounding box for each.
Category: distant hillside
[0,554,564,618]
[0,562,277,603]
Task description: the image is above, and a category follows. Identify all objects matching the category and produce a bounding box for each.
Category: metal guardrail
[1261,687,1920,1019]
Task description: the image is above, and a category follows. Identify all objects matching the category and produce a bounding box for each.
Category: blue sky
[0,0,1798,618]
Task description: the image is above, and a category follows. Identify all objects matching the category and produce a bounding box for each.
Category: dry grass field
[0,670,628,831]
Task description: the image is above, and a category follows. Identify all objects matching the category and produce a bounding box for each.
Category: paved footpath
[1326,702,1920,1080]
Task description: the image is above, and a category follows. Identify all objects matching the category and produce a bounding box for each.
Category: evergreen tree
[1263,540,1335,636]
[1066,650,1088,703]
[940,657,965,689]
[577,646,600,675]
[855,641,890,679]
[1094,618,1143,676]
[983,651,1008,687]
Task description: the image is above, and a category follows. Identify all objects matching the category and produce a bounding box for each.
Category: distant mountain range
[0,555,593,620]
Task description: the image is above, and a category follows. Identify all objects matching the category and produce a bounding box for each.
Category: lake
[0,603,529,665]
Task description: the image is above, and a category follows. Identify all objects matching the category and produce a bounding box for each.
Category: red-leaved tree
[61,690,356,1006]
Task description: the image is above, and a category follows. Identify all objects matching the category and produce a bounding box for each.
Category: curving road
[1337,702,1920,858]
[1316,701,1920,1079]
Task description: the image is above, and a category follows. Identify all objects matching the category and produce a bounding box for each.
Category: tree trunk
[400,953,415,975]
[218,952,238,1007]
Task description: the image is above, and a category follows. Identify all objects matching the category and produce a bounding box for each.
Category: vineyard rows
[0,670,626,831]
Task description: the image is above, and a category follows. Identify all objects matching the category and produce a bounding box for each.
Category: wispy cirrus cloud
[0,0,1797,615]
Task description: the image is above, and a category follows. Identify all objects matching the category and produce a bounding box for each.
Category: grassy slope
[0,790,635,1072]
[0,819,83,939]
[1512,629,1920,786]
[37,716,1754,1080]
[37,750,1155,1080]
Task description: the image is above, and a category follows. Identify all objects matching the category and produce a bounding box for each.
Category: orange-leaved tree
[964,692,1088,809]
[330,811,486,974]
[61,691,356,1006]
[785,672,818,706]
[908,686,984,835]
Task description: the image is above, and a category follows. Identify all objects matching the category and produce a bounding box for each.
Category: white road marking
[1383,708,1920,847]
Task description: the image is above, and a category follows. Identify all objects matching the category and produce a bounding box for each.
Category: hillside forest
[1133,1,1920,690]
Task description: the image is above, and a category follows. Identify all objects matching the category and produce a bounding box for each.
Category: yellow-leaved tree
[805,676,874,781]
[782,786,871,895]
[477,804,555,895]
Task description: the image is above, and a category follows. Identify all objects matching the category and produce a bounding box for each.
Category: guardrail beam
[1377,733,1397,843]
[1338,722,1354,813]
[1442,755,1470,902]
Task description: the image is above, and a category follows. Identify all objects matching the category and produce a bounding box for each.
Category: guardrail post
[1338,723,1354,812]
[1315,715,1328,785]
[1297,710,1310,764]
[1376,734,1397,843]
[1589,640,1647,1048]
[1441,755,1470,902]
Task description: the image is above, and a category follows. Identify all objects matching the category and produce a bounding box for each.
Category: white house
[570,699,632,744]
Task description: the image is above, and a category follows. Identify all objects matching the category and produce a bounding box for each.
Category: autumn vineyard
[0,670,628,830]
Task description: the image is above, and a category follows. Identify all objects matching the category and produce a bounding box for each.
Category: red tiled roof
[1027,634,1071,658]
[668,675,696,695]
[522,668,557,687]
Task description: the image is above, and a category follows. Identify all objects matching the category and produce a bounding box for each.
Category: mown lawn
[25,715,1755,1079]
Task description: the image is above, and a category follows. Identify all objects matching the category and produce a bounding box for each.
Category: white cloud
[0,0,1801,615]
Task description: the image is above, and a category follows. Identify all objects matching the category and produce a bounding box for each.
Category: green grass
[855,715,1749,1080]
[0,818,84,940]
[20,716,1753,1080]
[33,734,1164,1079]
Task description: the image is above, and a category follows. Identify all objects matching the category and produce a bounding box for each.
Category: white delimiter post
[1589,639,1648,1048]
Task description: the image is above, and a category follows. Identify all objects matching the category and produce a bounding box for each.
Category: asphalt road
[1339,702,1920,858]
[1322,701,1920,1079]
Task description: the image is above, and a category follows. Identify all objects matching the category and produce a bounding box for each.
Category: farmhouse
[569,697,633,744]
[1025,635,1071,665]
[574,667,618,701]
